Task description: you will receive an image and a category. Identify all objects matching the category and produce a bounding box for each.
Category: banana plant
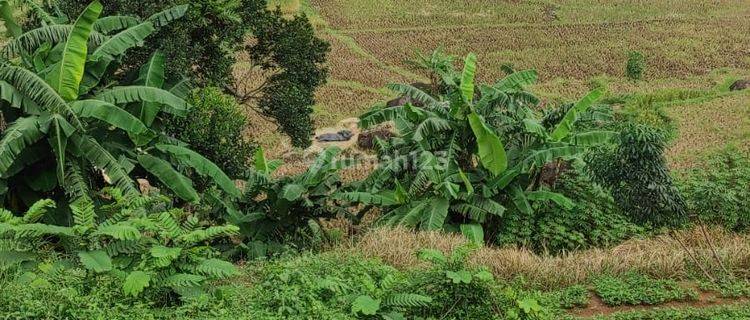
[340,52,616,243]
[0,1,238,214]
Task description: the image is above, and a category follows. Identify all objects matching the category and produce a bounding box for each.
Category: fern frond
[383,293,432,308]
[163,273,206,288]
[154,212,180,239]
[13,223,73,238]
[176,225,239,244]
[70,198,95,230]
[93,223,141,240]
[195,258,237,279]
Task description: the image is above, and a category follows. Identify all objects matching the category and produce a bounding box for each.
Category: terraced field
[250,0,750,169]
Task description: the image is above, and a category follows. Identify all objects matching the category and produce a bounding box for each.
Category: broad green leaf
[511,186,533,215]
[93,16,141,34]
[147,4,189,27]
[155,144,241,198]
[70,100,148,134]
[351,295,381,316]
[570,130,619,146]
[468,112,507,176]
[46,1,102,101]
[0,117,45,174]
[457,169,474,196]
[423,198,449,231]
[550,88,605,141]
[123,271,150,297]
[89,22,155,62]
[0,66,79,125]
[526,191,575,210]
[1,25,107,58]
[495,69,538,90]
[137,154,199,202]
[47,115,75,181]
[78,250,112,272]
[254,146,271,174]
[150,245,182,259]
[135,51,165,126]
[72,134,137,194]
[95,86,190,117]
[460,224,484,245]
[281,184,305,201]
[0,0,21,38]
[460,53,477,103]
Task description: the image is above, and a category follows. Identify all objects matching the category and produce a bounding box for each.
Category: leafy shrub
[59,0,329,148]
[164,87,256,181]
[679,148,750,230]
[339,52,617,245]
[625,51,646,80]
[243,252,419,319]
[593,272,698,306]
[587,124,687,227]
[0,189,239,299]
[0,2,240,209]
[497,171,642,253]
[210,147,348,258]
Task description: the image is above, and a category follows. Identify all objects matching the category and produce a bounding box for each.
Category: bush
[593,272,698,306]
[679,148,750,230]
[625,51,646,81]
[587,124,687,227]
[58,0,252,84]
[0,189,239,300]
[496,171,643,253]
[164,87,256,181]
[58,0,329,148]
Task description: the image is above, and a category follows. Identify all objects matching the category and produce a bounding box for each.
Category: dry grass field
[251,0,750,169]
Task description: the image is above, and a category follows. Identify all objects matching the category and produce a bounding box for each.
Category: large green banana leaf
[69,100,148,134]
[0,116,45,174]
[93,16,141,34]
[45,1,102,101]
[89,22,155,62]
[94,86,190,117]
[137,154,199,203]
[460,53,477,104]
[135,51,166,126]
[468,112,507,176]
[550,88,605,141]
[155,144,241,198]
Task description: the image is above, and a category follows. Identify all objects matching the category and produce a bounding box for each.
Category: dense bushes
[164,87,256,180]
[58,0,329,147]
[497,171,642,253]
[679,148,750,230]
[0,190,239,299]
[587,124,687,227]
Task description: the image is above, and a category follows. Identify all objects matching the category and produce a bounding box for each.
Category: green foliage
[582,304,750,320]
[344,51,616,244]
[587,124,687,227]
[0,2,237,209]
[593,273,698,306]
[625,51,646,81]
[208,147,348,258]
[0,191,239,299]
[59,0,329,148]
[405,245,550,319]
[241,5,330,147]
[678,148,750,230]
[497,170,643,253]
[163,87,256,181]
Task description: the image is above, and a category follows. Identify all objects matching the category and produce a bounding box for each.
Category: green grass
[593,273,699,306]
